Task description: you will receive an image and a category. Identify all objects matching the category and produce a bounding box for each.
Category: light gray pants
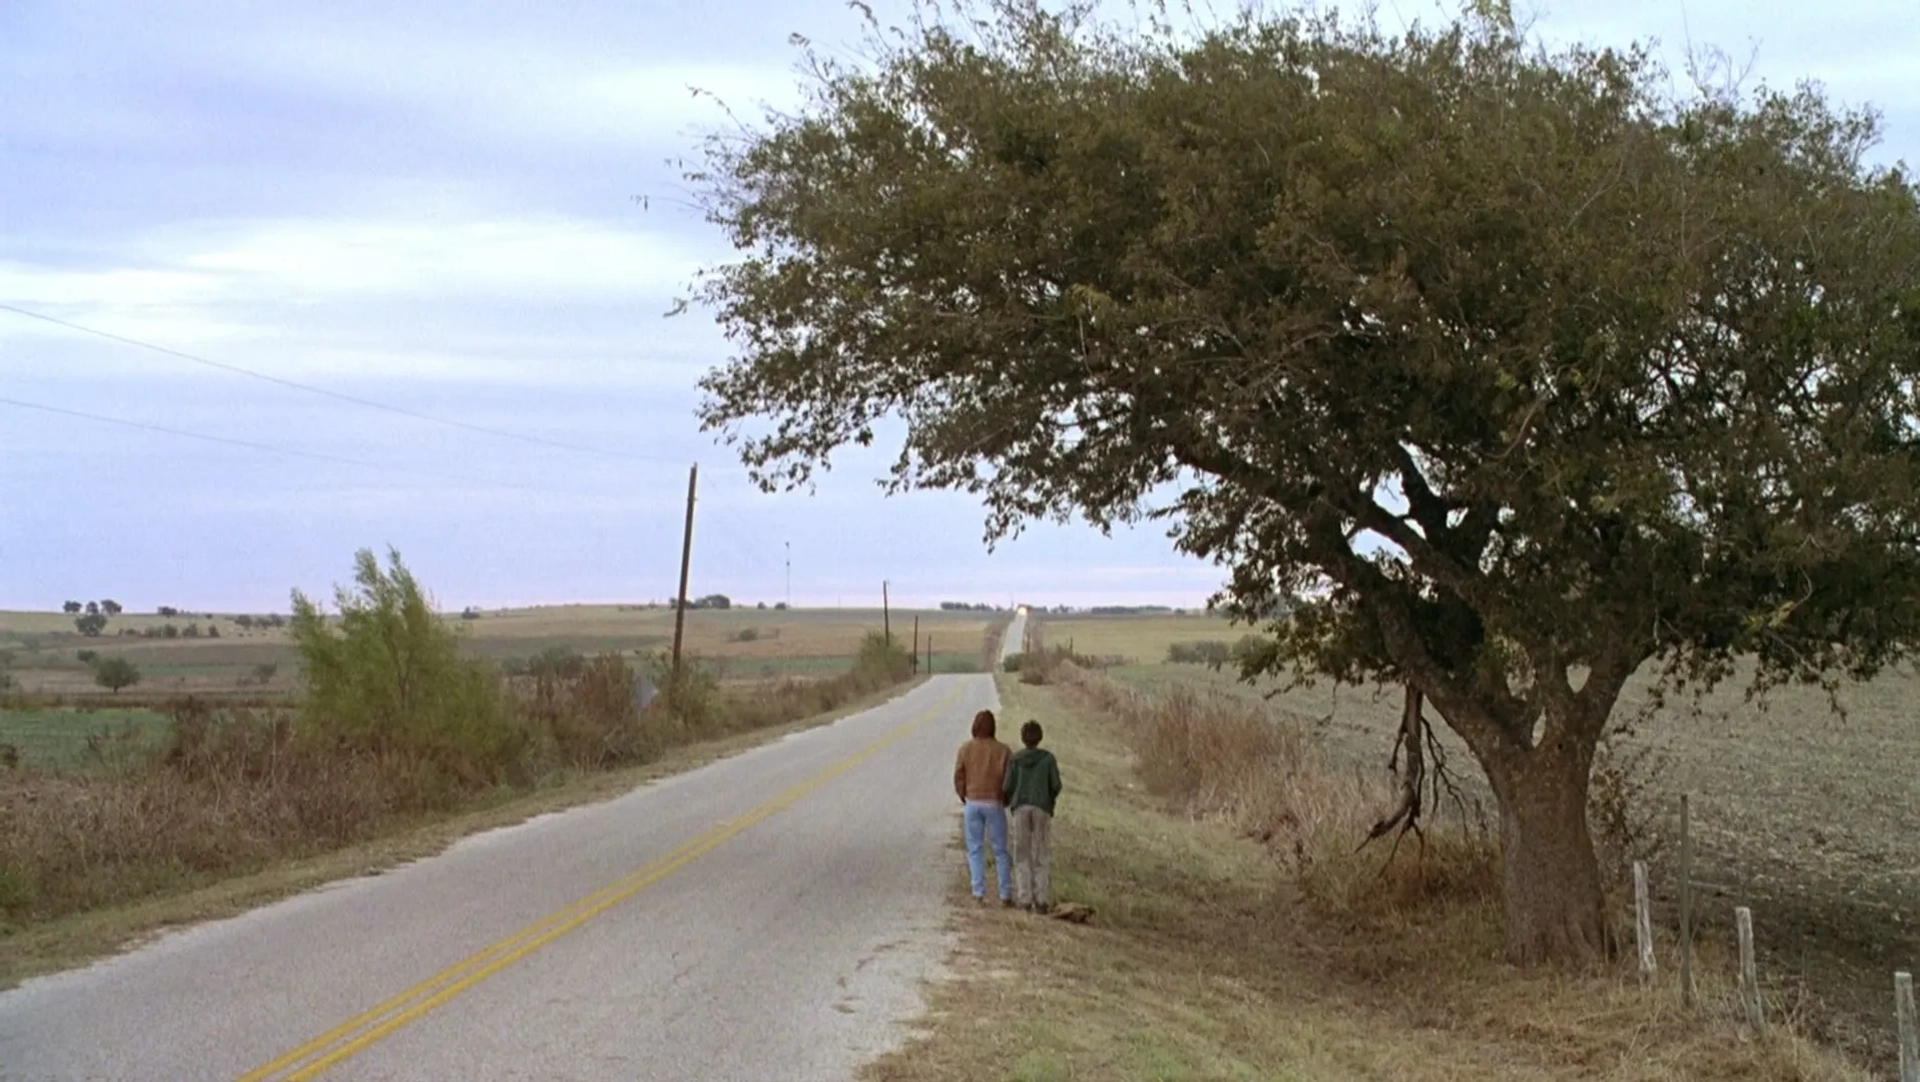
[1009,806,1053,908]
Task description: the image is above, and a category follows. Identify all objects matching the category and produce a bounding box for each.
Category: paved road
[0,675,997,1082]
[1000,610,1027,667]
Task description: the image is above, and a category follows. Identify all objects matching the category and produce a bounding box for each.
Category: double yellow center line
[237,685,961,1081]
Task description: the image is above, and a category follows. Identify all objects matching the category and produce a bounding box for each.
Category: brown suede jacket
[953,737,1012,803]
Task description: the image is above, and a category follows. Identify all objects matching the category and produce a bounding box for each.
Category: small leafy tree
[291,548,518,776]
[160,624,180,640]
[92,656,141,694]
[99,599,122,616]
[74,612,109,637]
[688,2,1920,962]
[84,601,99,616]
[62,601,81,614]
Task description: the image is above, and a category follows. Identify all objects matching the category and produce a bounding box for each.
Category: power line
[0,395,606,497]
[0,302,715,467]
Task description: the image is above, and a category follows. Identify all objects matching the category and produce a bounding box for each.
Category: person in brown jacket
[954,708,1015,906]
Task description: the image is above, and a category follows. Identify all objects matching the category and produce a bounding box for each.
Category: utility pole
[882,580,891,646]
[784,541,791,610]
[670,464,698,679]
[912,616,920,673]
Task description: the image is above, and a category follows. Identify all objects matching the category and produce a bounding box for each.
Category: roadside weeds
[0,676,926,989]
[866,674,1871,1082]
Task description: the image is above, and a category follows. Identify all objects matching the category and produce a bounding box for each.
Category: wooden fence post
[1735,906,1763,1031]
[1679,793,1695,1008]
[1633,861,1656,985]
[1896,970,1917,1082]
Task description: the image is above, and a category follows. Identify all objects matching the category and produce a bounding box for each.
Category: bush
[75,649,98,664]
[91,657,142,694]
[731,627,761,643]
[291,548,520,782]
[519,654,650,769]
[852,632,914,684]
[527,646,588,682]
[1166,640,1232,666]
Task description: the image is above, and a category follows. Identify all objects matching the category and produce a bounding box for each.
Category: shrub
[527,646,588,682]
[731,627,761,643]
[852,631,914,684]
[291,548,520,782]
[75,649,98,664]
[252,663,279,682]
[92,657,141,694]
[521,654,649,769]
[1165,640,1231,666]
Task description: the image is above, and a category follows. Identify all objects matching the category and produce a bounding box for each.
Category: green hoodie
[1003,747,1062,815]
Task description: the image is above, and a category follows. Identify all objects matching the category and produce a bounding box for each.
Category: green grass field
[0,708,172,771]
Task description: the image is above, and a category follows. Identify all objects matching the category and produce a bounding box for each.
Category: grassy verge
[867,673,1868,1082]
[0,675,925,989]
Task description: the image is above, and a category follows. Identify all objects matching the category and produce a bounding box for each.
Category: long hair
[970,709,996,739]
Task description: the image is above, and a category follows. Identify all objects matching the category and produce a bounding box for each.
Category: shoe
[973,894,986,905]
[1002,897,1016,909]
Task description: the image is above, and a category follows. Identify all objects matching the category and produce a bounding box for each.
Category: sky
[2,0,1916,615]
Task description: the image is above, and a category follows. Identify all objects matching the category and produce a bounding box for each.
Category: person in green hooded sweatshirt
[1002,720,1063,913]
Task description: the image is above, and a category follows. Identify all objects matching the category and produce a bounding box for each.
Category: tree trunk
[1484,739,1613,966]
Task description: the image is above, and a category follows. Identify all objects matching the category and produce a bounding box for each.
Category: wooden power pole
[670,464,698,678]
[882,580,891,645]
[912,616,920,673]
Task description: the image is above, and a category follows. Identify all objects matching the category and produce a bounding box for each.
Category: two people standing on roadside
[952,709,1062,912]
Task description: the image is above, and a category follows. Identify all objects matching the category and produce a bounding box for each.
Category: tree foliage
[73,613,109,638]
[92,656,141,694]
[291,548,519,778]
[687,1,1920,961]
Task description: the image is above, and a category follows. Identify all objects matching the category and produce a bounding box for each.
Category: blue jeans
[963,800,1012,900]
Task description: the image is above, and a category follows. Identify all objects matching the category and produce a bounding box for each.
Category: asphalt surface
[0,673,1001,1082]
[999,610,1027,668]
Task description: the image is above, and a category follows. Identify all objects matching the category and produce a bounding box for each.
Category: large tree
[687,2,1920,963]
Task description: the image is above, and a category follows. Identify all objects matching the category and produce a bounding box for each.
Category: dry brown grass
[0,674,928,988]
[867,673,1870,1082]
[0,638,925,973]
